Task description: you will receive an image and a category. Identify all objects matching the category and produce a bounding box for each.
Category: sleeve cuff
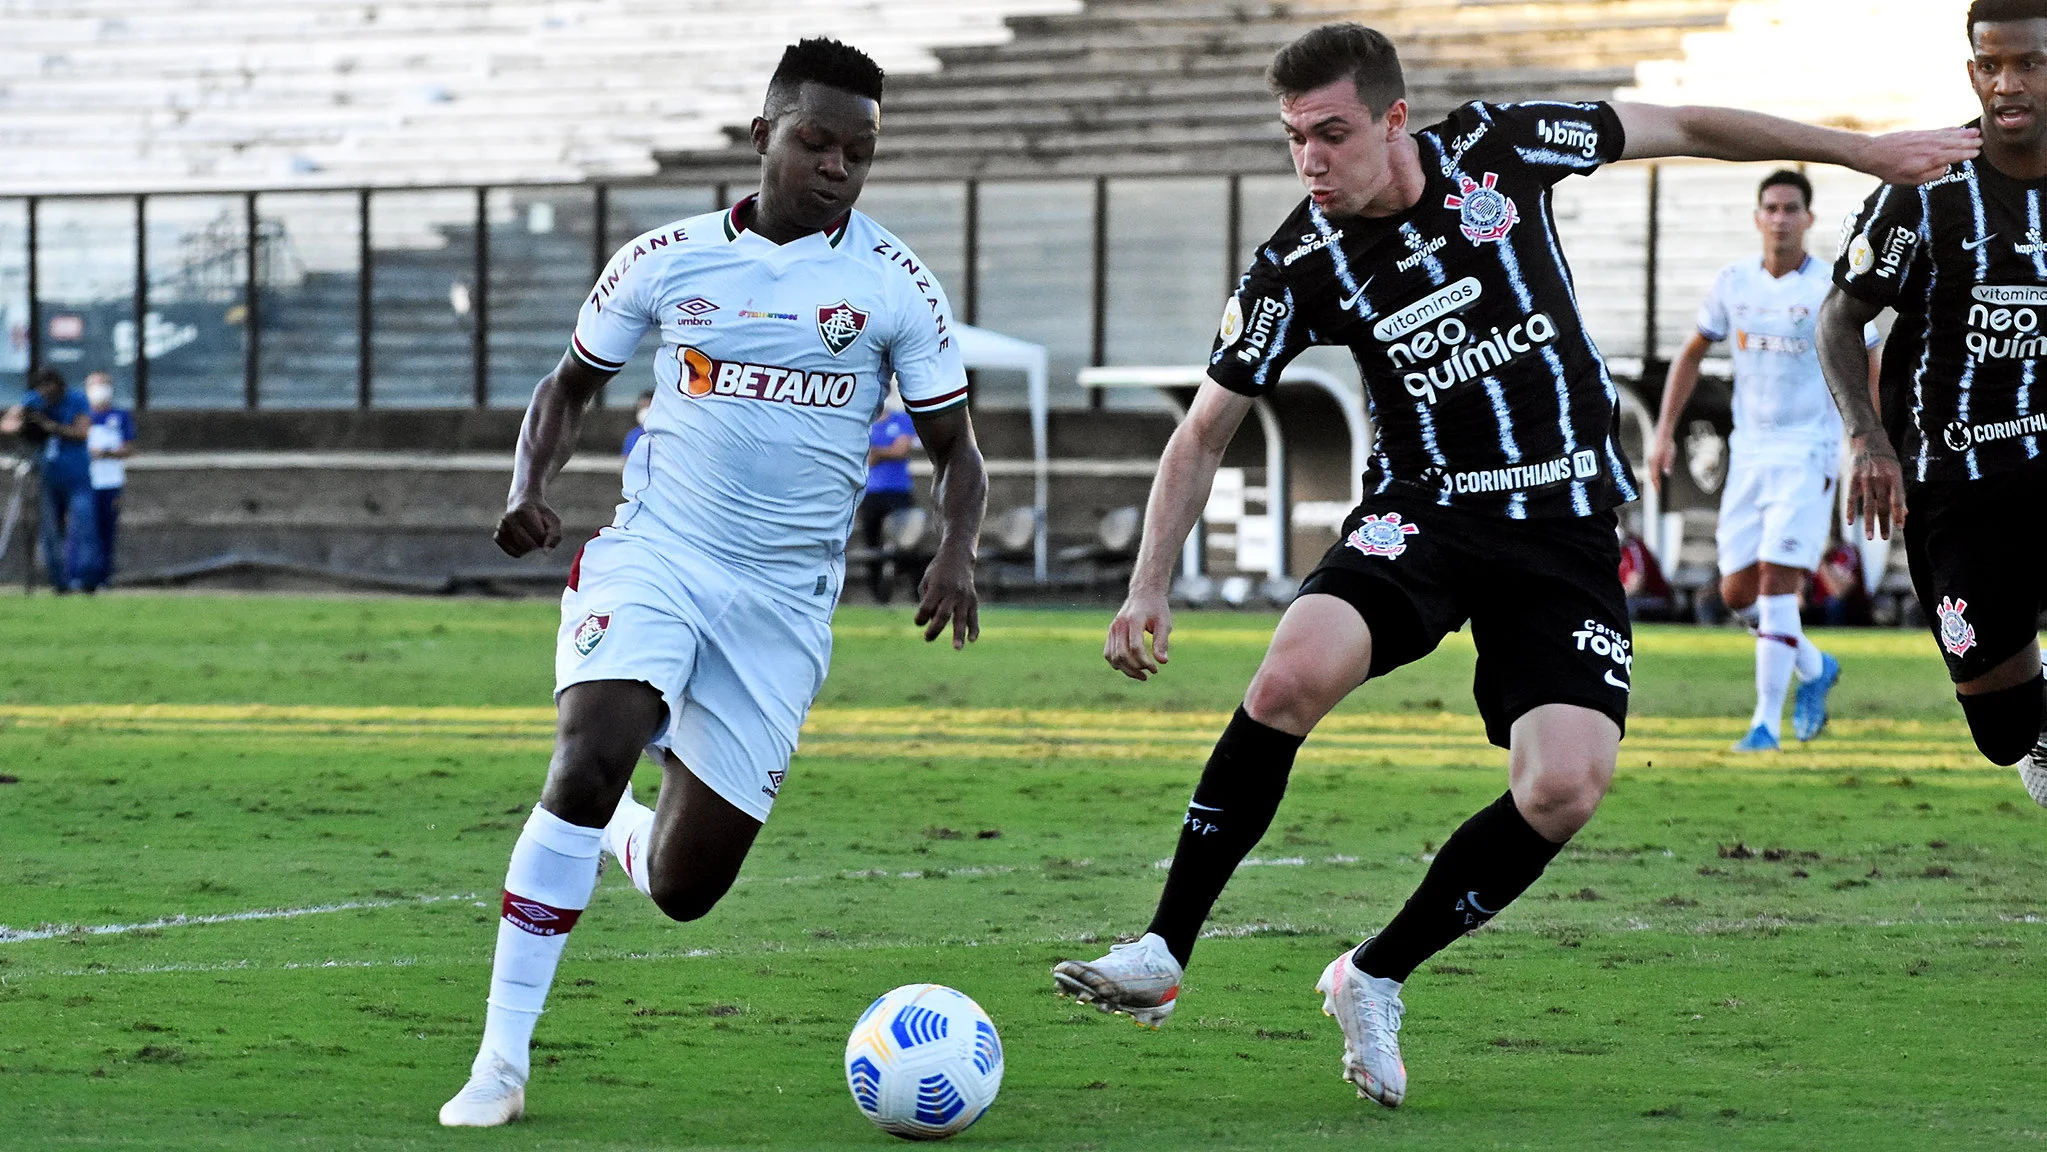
[569,333,627,372]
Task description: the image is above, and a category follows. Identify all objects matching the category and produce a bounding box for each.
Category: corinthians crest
[1936,596,1976,657]
[1346,513,1420,559]
[1445,172,1519,244]
[817,300,870,356]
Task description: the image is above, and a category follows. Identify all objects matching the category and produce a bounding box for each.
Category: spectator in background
[622,390,654,457]
[1811,537,1872,627]
[1,366,99,592]
[82,371,135,590]
[859,393,917,602]
[1618,527,1674,622]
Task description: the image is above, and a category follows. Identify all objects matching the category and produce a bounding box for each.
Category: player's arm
[1613,103,1978,185]
[1649,331,1714,490]
[1106,379,1256,682]
[1817,288,1903,540]
[495,352,617,558]
[0,404,22,434]
[908,405,986,650]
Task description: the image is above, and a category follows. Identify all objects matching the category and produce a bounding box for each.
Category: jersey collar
[723,194,851,248]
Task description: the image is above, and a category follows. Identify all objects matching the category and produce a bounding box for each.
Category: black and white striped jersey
[1836,140,2047,482]
[1208,100,1639,520]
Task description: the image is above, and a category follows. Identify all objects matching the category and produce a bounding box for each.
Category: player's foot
[438,1056,526,1127]
[1792,652,1841,742]
[1317,949,1406,1108]
[1731,724,1780,753]
[1051,932,1182,1027]
[2020,740,2047,808]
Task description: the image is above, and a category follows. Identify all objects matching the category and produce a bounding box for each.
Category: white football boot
[1051,932,1183,1027]
[1316,949,1407,1108]
[438,1056,526,1127]
[2021,740,2047,808]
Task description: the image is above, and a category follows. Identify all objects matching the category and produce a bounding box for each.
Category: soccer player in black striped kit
[1820,0,2047,809]
[1052,23,1975,1106]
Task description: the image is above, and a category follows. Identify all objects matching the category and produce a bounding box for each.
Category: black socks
[1352,790,1563,983]
[1146,707,1303,967]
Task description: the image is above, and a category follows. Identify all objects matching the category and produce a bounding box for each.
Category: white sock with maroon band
[1751,594,1808,737]
[606,791,657,898]
[475,805,602,1081]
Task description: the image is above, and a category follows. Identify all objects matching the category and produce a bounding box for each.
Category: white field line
[0,893,475,944]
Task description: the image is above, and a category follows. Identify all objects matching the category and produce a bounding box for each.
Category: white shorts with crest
[554,527,836,822]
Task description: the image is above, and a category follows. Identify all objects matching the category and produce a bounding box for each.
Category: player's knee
[1515,762,1608,838]
[1957,679,2044,766]
[1242,667,1336,732]
[647,875,731,923]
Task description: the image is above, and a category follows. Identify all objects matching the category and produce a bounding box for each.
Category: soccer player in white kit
[1650,170,1881,750]
[438,39,987,1126]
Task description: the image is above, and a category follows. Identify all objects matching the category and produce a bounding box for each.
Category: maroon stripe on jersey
[501,891,584,937]
[905,385,970,413]
[570,334,626,371]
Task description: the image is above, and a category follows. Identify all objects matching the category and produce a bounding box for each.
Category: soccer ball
[843,984,1003,1140]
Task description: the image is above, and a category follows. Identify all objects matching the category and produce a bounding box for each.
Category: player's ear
[1381,99,1408,138]
[751,116,773,157]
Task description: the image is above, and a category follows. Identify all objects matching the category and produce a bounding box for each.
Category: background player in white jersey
[1650,170,1882,751]
[438,39,986,1126]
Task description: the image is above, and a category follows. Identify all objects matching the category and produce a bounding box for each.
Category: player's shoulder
[1248,197,1322,267]
[843,211,938,284]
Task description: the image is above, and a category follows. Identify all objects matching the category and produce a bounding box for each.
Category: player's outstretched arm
[1649,332,1714,491]
[1818,288,1904,541]
[1613,103,1980,185]
[1106,379,1255,682]
[495,352,615,558]
[909,405,987,650]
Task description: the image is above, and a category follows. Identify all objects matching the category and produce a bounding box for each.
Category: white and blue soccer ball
[844,983,1003,1140]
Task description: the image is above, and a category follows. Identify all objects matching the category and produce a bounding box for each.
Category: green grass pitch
[1,596,2043,1150]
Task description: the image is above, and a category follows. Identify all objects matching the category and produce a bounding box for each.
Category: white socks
[476,805,602,1081]
[607,790,658,898]
[1751,594,1821,736]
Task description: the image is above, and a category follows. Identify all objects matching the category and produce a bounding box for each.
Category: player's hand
[1646,433,1677,492]
[1105,590,1172,681]
[915,549,980,650]
[494,499,562,558]
[1857,127,1981,187]
[1845,433,1907,541]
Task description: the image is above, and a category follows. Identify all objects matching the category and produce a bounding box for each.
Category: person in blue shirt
[82,371,135,590]
[620,390,654,458]
[858,396,918,602]
[2,367,100,592]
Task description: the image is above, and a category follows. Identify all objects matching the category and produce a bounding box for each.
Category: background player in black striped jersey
[1052,22,1977,1108]
[1821,0,2047,809]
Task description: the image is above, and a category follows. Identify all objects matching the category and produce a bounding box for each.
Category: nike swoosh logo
[1604,670,1632,692]
[1339,279,1374,311]
[1187,802,1223,812]
[1464,890,1499,916]
[1964,234,1998,252]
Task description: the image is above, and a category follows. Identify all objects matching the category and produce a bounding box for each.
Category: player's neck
[740,192,839,246]
[1981,138,2047,182]
[1761,248,1806,278]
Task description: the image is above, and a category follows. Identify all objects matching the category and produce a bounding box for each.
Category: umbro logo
[677,297,719,316]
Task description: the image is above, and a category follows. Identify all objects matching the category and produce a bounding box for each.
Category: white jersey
[1696,255,1879,468]
[571,198,968,584]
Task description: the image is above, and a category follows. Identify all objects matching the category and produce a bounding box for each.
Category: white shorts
[1715,457,1836,575]
[554,529,835,823]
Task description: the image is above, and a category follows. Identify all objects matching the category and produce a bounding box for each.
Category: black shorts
[1297,493,1631,748]
[1904,471,2047,683]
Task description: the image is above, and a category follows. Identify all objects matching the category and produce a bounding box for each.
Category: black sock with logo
[1352,791,1563,983]
[1145,707,1303,968]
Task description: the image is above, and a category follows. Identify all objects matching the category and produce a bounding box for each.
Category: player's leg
[1052,593,1370,1026]
[605,747,762,920]
[1767,466,1841,741]
[1904,478,2047,804]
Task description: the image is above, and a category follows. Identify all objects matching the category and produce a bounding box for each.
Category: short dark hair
[763,37,885,117]
[1969,0,2047,38]
[28,366,64,391]
[1268,23,1405,120]
[1757,169,1813,210]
